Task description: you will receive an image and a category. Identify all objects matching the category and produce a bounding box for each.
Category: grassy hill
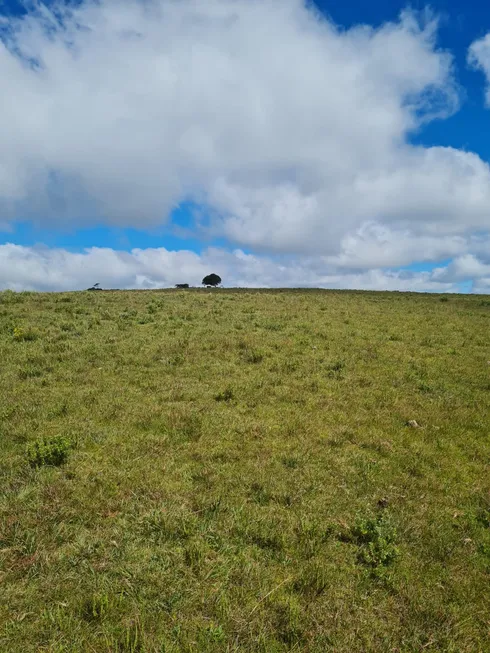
[1,288,489,652]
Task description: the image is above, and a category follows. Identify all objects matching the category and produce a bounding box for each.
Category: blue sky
[1,0,490,291]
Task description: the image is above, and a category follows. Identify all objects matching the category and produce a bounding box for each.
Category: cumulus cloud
[326,223,468,269]
[432,254,490,282]
[469,33,490,105]
[0,242,465,293]
[1,0,490,270]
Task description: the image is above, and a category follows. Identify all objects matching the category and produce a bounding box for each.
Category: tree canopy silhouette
[202,273,221,287]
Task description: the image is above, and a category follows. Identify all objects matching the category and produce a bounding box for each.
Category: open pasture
[0,288,489,652]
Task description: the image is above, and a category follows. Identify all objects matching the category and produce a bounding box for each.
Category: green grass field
[1,288,489,652]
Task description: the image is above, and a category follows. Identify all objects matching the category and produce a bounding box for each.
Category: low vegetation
[26,435,73,469]
[0,288,489,652]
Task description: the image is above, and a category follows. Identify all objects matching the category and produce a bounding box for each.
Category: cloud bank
[1,0,490,289]
[1,243,489,294]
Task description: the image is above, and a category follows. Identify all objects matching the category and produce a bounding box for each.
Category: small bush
[26,435,72,468]
[13,326,38,342]
[351,513,399,572]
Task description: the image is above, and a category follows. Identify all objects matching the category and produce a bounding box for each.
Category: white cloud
[1,0,490,270]
[468,33,490,105]
[326,223,468,269]
[0,242,466,293]
[432,254,490,282]
[473,278,490,294]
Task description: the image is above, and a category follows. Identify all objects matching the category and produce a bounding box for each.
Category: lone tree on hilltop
[202,273,221,287]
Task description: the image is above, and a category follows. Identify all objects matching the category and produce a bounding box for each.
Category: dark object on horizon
[175,283,190,289]
[87,283,102,291]
[202,273,222,287]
